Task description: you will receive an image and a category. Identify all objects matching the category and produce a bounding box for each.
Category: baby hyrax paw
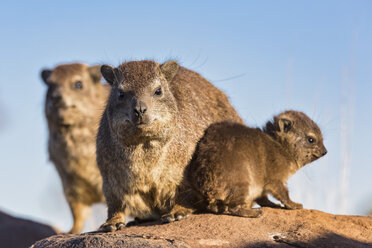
[228,206,263,218]
[285,202,303,210]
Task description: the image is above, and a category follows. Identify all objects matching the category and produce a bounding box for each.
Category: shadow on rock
[0,210,58,248]
[251,233,372,248]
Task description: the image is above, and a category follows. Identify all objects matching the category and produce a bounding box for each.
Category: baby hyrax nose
[134,101,148,118]
[322,148,328,156]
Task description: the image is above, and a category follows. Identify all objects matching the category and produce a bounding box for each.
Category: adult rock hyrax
[97,60,243,231]
[41,63,109,233]
[183,110,327,218]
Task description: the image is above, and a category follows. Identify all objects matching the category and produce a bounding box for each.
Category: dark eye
[307,137,316,144]
[72,81,83,90]
[154,87,162,96]
[117,90,125,99]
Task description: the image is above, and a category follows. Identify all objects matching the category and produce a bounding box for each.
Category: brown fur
[172,110,327,220]
[41,63,109,233]
[97,60,243,232]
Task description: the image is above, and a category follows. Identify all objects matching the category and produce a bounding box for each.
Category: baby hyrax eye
[72,81,83,90]
[154,87,162,96]
[307,137,316,144]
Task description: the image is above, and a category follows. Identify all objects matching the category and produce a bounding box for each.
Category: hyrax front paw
[99,216,126,232]
[284,202,303,210]
[99,221,125,232]
[161,211,190,223]
[161,204,193,223]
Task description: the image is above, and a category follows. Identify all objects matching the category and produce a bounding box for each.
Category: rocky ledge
[32,208,372,248]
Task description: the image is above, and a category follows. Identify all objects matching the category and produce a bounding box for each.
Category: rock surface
[32,208,372,248]
[0,210,58,248]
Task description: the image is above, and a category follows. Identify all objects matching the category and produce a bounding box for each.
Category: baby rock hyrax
[185,110,327,218]
[41,63,109,233]
[97,60,243,231]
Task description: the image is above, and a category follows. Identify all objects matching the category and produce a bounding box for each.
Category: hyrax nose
[134,101,147,117]
[322,148,328,156]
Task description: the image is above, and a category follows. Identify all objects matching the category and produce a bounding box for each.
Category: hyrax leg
[161,204,193,223]
[68,200,91,234]
[99,197,126,232]
[226,203,262,218]
[206,199,228,213]
[206,199,262,218]
[255,194,283,209]
[161,184,198,223]
[265,181,303,210]
[99,211,126,232]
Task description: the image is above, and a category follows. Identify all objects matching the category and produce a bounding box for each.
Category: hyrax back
[41,63,109,233]
[186,110,327,217]
[97,60,243,231]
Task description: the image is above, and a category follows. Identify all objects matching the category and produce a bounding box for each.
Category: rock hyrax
[97,60,243,231]
[184,110,327,218]
[41,63,109,233]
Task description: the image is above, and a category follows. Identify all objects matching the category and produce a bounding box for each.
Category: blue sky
[0,1,371,231]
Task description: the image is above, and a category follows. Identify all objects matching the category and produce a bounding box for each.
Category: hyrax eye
[72,81,83,90]
[117,90,125,99]
[307,137,316,144]
[154,87,162,96]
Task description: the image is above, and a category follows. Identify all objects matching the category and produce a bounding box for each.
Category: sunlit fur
[42,63,109,233]
[97,60,243,231]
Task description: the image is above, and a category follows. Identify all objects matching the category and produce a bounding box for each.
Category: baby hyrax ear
[41,69,52,85]
[279,118,292,133]
[88,65,102,83]
[101,65,118,86]
[160,60,179,82]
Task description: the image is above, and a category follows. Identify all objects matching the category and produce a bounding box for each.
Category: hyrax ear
[160,60,179,82]
[41,69,52,84]
[88,65,102,83]
[279,118,292,133]
[101,65,117,85]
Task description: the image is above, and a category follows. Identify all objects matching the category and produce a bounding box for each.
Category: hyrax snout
[178,110,327,219]
[41,63,109,233]
[96,60,243,232]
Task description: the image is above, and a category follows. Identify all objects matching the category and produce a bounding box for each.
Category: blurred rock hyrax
[97,60,243,231]
[41,63,109,233]
[185,110,327,218]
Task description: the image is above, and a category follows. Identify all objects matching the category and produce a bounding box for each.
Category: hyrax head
[101,60,179,143]
[41,63,103,126]
[268,110,327,166]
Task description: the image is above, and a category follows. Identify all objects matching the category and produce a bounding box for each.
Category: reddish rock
[31,208,372,248]
[0,210,58,248]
